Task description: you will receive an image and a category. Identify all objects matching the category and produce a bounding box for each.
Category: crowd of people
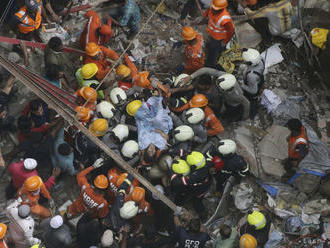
[0,0,312,247]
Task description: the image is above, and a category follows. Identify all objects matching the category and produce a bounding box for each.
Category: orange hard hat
[24,176,42,192]
[0,223,7,240]
[131,187,145,203]
[75,106,91,122]
[108,168,120,183]
[211,0,228,10]
[94,175,109,189]
[137,71,151,88]
[79,86,97,102]
[86,42,101,56]
[189,94,208,107]
[116,173,128,187]
[240,234,257,248]
[182,26,197,41]
[100,25,112,35]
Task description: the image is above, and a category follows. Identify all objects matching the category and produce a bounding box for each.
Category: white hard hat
[218,139,237,155]
[23,158,37,170]
[185,108,205,124]
[96,101,115,119]
[242,48,261,66]
[50,215,63,229]
[110,87,127,105]
[101,230,114,247]
[120,201,139,219]
[174,125,194,142]
[111,124,129,142]
[121,140,139,158]
[217,73,236,91]
[174,73,190,87]
[152,185,164,200]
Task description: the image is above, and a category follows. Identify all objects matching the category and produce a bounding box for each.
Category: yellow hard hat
[240,234,257,248]
[24,176,42,192]
[126,100,142,116]
[116,65,131,78]
[0,223,7,239]
[81,63,98,79]
[186,151,206,169]
[247,211,266,230]
[172,159,190,175]
[89,118,109,137]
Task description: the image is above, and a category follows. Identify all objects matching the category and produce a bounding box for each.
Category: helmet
[94,175,109,189]
[185,108,205,124]
[121,140,139,158]
[120,201,139,219]
[0,223,7,239]
[172,159,190,175]
[182,26,197,41]
[99,25,112,35]
[189,94,208,108]
[110,87,127,105]
[31,245,46,248]
[131,187,145,202]
[186,151,206,169]
[89,118,108,137]
[81,63,98,79]
[116,65,131,78]
[218,139,237,155]
[137,71,151,88]
[101,229,114,247]
[174,73,190,87]
[96,101,115,119]
[152,185,164,200]
[112,124,129,142]
[242,48,261,66]
[217,73,236,91]
[247,211,266,230]
[75,106,91,122]
[78,86,97,102]
[116,173,128,187]
[25,0,41,11]
[158,155,172,171]
[24,176,42,192]
[174,125,194,142]
[126,100,142,116]
[24,158,37,170]
[211,0,228,10]
[240,234,257,248]
[86,42,101,56]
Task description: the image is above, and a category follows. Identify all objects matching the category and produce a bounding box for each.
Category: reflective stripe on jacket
[15,4,42,34]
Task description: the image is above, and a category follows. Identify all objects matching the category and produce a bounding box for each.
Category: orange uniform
[15,1,42,34]
[80,10,114,49]
[288,126,309,160]
[17,181,52,219]
[74,90,96,111]
[204,106,224,136]
[118,54,139,91]
[84,46,119,81]
[204,8,234,43]
[184,33,205,74]
[67,166,109,218]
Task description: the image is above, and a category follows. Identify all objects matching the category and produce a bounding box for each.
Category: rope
[80,0,166,110]
[0,0,15,29]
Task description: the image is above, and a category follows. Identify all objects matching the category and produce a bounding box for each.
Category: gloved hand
[174,206,183,216]
[93,158,104,168]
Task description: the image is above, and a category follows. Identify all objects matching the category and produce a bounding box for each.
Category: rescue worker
[84,42,119,81]
[241,48,265,119]
[0,223,8,248]
[66,158,110,219]
[201,0,235,69]
[171,94,224,136]
[75,86,97,111]
[102,123,129,152]
[121,140,140,166]
[75,63,105,99]
[170,125,194,158]
[95,101,116,123]
[44,0,72,21]
[239,234,257,248]
[17,176,54,219]
[135,71,171,98]
[182,108,207,144]
[181,26,205,74]
[170,159,191,206]
[285,118,309,173]
[110,87,128,107]
[116,54,139,91]
[6,202,40,247]
[80,10,114,49]
[125,186,152,215]
[75,106,93,124]
[240,210,270,247]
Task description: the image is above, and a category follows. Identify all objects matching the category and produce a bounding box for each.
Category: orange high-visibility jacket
[204,8,234,41]
[68,166,109,218]
[15,2,42,34]
[184,33,205,74]
[288,126,309,160]
[204,106,224,136]
[74,90,96,111]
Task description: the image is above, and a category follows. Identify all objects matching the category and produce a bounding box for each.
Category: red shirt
[17,123,50,143]
[7,160,55,190]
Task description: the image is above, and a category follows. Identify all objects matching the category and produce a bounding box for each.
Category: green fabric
[75,69,105,99]
[214,228,238,248]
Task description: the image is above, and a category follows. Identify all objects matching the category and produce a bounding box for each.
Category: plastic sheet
[264,230,284,248]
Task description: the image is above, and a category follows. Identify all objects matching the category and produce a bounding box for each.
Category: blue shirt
[120,0,141,27]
